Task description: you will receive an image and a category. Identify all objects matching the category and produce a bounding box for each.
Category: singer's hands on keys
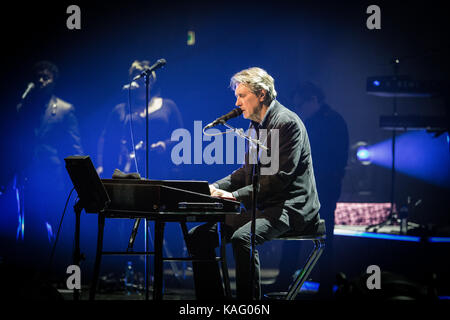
[209,184,217,195]
[209,184,236,200]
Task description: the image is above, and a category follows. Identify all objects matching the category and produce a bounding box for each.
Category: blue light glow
[335,228,450,243]
[373,80,380,86]
[15,186,24,241]
[356,147,370,161]
[428,237,450,243]
[46,222,54,243]
[300,281,320,292]
[334,228,421,242]
[16,211,24,241]
[364,131,450,188]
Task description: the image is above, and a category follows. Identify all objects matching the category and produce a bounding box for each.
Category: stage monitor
[64,155,110,213]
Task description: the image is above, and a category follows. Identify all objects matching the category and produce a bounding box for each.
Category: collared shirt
[260,99,276,127]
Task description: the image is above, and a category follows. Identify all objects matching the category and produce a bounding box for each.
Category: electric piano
[90,179,239,300]
[100,178,241,218]
[65,156,238,300]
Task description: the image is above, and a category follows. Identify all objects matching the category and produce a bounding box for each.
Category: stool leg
[285,239,325,300]
[219,222,231,298]
[180,222,190,280]
[180,222,189,243]
[89,214,105,300]
[153,221,165,300]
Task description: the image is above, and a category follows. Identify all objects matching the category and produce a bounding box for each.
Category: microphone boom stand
[144,73,150,300]
[250,139,259,300]
[222,122,267,300]
[126,73,151,299]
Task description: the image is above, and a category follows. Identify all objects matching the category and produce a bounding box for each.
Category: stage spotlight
[353,141,372,165]
[357,147,371,162]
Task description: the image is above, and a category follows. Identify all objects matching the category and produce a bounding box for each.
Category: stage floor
[57,268,322,300]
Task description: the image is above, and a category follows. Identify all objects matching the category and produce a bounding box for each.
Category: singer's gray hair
[230,67,277,105]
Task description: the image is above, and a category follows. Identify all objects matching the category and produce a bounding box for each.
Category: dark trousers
[186,210,290,300]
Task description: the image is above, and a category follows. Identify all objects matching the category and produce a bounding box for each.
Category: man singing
[187,67,322,300]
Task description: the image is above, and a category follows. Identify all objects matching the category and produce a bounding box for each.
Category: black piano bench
[264,219,326,300]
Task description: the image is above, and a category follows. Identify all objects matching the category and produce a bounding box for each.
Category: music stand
[64,155,111,300]
[65,155,110,213]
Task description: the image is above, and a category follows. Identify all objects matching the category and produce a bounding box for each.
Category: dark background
[0,0,448,288]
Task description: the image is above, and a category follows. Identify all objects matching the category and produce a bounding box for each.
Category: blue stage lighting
[355,144,372,165]
[334,227,450,243]
[46,222,54,243]
[364,130,450,188]
[357,147,370,161]
[300,281,320,292]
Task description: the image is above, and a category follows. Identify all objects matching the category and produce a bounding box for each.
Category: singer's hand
[210,187,235,200]
[209,184,217,195]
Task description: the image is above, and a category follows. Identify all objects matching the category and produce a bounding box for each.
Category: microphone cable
[127,78,141,176]
[47,186,75,272]
[202,126,234,137]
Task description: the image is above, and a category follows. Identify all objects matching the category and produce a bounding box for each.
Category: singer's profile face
[234,83,264,122]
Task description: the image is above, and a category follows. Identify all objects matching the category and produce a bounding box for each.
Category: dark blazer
[214,100,321,232]
[13,95,83,177]
[97,97,184,178]
[33,95,83,168]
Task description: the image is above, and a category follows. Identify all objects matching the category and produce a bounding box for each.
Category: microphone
[21,82,35,100]
[133,59,167,81]
[205,108,243,129]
